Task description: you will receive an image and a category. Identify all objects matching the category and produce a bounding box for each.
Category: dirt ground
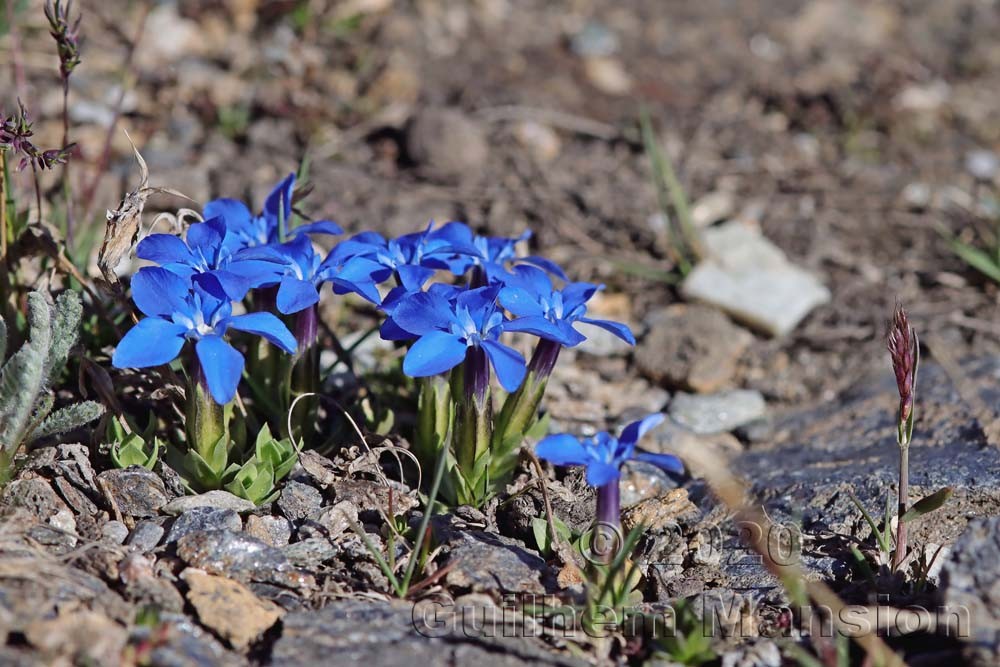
[3,0,1000,664]
[4,0,999,412]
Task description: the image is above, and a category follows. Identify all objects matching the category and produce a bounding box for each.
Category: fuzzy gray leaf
[26,292,52,360]
[0,344,45,450]
[45,290,83,383]
[31,401,105,442]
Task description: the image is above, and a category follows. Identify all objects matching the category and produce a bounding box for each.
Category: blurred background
[3,0,1000,414]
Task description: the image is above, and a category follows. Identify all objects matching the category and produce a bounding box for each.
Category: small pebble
[101,520,130,545]
[128,520,166,552]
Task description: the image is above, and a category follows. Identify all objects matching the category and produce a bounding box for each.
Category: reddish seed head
[887,304,917,424]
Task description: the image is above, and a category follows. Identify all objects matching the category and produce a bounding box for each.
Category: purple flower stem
[594,481,621,565]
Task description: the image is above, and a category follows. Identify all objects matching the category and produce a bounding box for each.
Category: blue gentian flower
[429,222,568,281]
[203,173,342,249]
[137,216,282,301]
[536,413,683,487]
[236,235,384,314]
[328,224,455,292]
[498,265,635,347]
[384,285,527,392]
[113,267,297,403]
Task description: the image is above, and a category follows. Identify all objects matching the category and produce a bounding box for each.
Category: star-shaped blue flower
[237,235,384,314]
[328,223,455,292]
[497,265,635,347]
[136,216,282,301]
[429,222,567,281]
[383,285,527,391]
[203,173,342,249]
[113,267,297,403]
[536,414,683,487]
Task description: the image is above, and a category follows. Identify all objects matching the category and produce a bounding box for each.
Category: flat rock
[271,600,585,667]
[176,530,314,590]
[145,613,243,667]
[166,507,242,544]
[181,568,283,649]
[637,304,753,392]
[669,390,767,435]
[23,611,127,666]
[161,490,256,515]
[97,467,170,518]
[738,358,1000,543]
[127,520,166,552]
[2,477,71,522]
[940,517,1000,666]
[681,220,830,336]
[277,481,324,522]
[245,514,292,547]
[443,530,547,594]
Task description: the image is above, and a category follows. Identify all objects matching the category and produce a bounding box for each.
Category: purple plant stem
[594,480,621,565]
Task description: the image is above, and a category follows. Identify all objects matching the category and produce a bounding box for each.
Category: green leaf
[531,517,552,555]
[111,434,160,470]
[31,400,104,441]
[944,234,1000,284]
[849,494,891,555]
[901,487,953,523]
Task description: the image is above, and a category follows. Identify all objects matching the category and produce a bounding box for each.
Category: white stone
[681,220,830,336]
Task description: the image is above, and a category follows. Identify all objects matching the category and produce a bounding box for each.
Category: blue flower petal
[481,340,527,392]
[226,258,287,288]
[130,267,191,318]
[396,264,436,291]
[390,291,455,335]
[293,220,342,236]
[380,317,414,341]
[579,317,636,345]
[330,278,382,305]
[204,198,253,230]
[225,312,297,354]
[136,233,197,266]
[186,217,226,261]
[112,318,187,368]
[521,255,568,280]
[403,331,467,377]
[503,316,583,346]
[497,286,546,318]
[276,275,320,314]
[619,413,666,447]
[536,434,590,466]
[633,451,684,475]
[264,173,296,237]
[195,335,244,404]
[585,461,621,487]
[193,270,252,302]
[560,282,601,309]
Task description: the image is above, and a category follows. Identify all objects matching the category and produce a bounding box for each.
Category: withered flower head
[887,304,918,426]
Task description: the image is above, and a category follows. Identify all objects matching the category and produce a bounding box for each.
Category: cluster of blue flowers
[113,173,633,408]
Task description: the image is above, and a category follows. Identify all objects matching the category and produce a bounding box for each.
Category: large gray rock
[681,220,830,336]
[738,357,1000,543]
[175,530,314,590]
[669,390,767,435]
[270,600,585,667]
[940,517,1000,666]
